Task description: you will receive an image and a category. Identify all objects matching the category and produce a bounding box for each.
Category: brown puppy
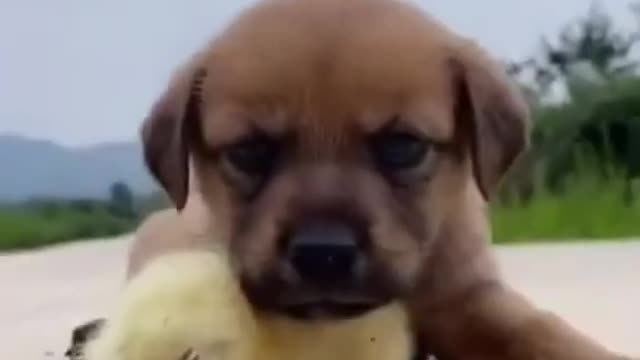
[133,0,630,359]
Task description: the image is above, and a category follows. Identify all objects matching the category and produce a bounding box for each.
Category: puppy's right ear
[141,66,207,210]
[451,41,530,201]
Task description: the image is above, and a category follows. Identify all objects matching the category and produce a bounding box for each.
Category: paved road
[0,237,638,359]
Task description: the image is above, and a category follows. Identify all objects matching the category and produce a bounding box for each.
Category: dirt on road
[0,237,638,359]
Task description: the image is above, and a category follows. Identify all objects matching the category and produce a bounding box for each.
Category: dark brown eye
[370,131,429,171]
[223,135,280,176]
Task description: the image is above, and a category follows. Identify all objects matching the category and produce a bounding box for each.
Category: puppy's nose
[287,219,359,287]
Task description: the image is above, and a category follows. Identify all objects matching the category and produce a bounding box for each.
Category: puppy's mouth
[240,261,401,320]
[282,300,386,320]
[242,278,392,320]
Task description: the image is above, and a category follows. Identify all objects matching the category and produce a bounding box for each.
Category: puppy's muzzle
[287,219,360,287]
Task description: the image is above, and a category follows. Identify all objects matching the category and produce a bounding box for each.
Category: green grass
[1,176,638,251]
[0,205,137,251]
[491,176,640,244]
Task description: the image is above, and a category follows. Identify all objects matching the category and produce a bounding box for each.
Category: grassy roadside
[0,190,167,251]
[492,177,640,244]
[0,204,138,251]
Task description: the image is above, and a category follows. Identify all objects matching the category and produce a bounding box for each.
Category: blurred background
[1,1,640,359]
[1,0,639,249]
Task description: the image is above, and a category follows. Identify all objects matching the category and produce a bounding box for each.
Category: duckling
[85,250,413,360]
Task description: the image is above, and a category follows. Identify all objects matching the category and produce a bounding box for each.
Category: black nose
[287,219,360,287]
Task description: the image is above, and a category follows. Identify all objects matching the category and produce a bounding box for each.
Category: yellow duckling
[85,250,413,360]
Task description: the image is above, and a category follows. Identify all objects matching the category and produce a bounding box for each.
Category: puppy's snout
[287,219,361,287]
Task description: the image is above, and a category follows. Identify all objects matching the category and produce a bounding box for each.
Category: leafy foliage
[494,3,640,241]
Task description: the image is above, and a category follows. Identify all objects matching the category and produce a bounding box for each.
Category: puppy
[113,0,633,359]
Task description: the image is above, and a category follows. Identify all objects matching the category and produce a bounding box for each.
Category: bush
[517,79,640,194]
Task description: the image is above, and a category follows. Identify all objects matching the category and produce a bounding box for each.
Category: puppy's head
[142,0,529,320]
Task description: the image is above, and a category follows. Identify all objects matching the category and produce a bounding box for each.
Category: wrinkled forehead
[197,0,458,148]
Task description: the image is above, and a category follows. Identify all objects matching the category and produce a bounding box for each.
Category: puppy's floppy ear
[451,41,530,200]
[141,65,206,210]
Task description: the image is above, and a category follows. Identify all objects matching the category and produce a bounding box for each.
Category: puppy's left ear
[451,41,530,200]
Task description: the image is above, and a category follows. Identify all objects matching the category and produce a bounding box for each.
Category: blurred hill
[0,134,156,201]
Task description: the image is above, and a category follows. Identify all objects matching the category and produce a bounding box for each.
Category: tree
[516,3,639,101]
[499,3,640,204]
[108,181,135,218]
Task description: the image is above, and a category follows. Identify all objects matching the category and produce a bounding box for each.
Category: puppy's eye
[223,135,280,176]
[370,131,429,171]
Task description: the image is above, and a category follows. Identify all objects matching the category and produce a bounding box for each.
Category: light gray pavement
[0,237,638,359]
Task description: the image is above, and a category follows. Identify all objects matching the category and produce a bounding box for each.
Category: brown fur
[132,0,631,358]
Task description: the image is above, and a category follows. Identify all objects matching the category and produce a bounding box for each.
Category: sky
[0,0,637,147]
